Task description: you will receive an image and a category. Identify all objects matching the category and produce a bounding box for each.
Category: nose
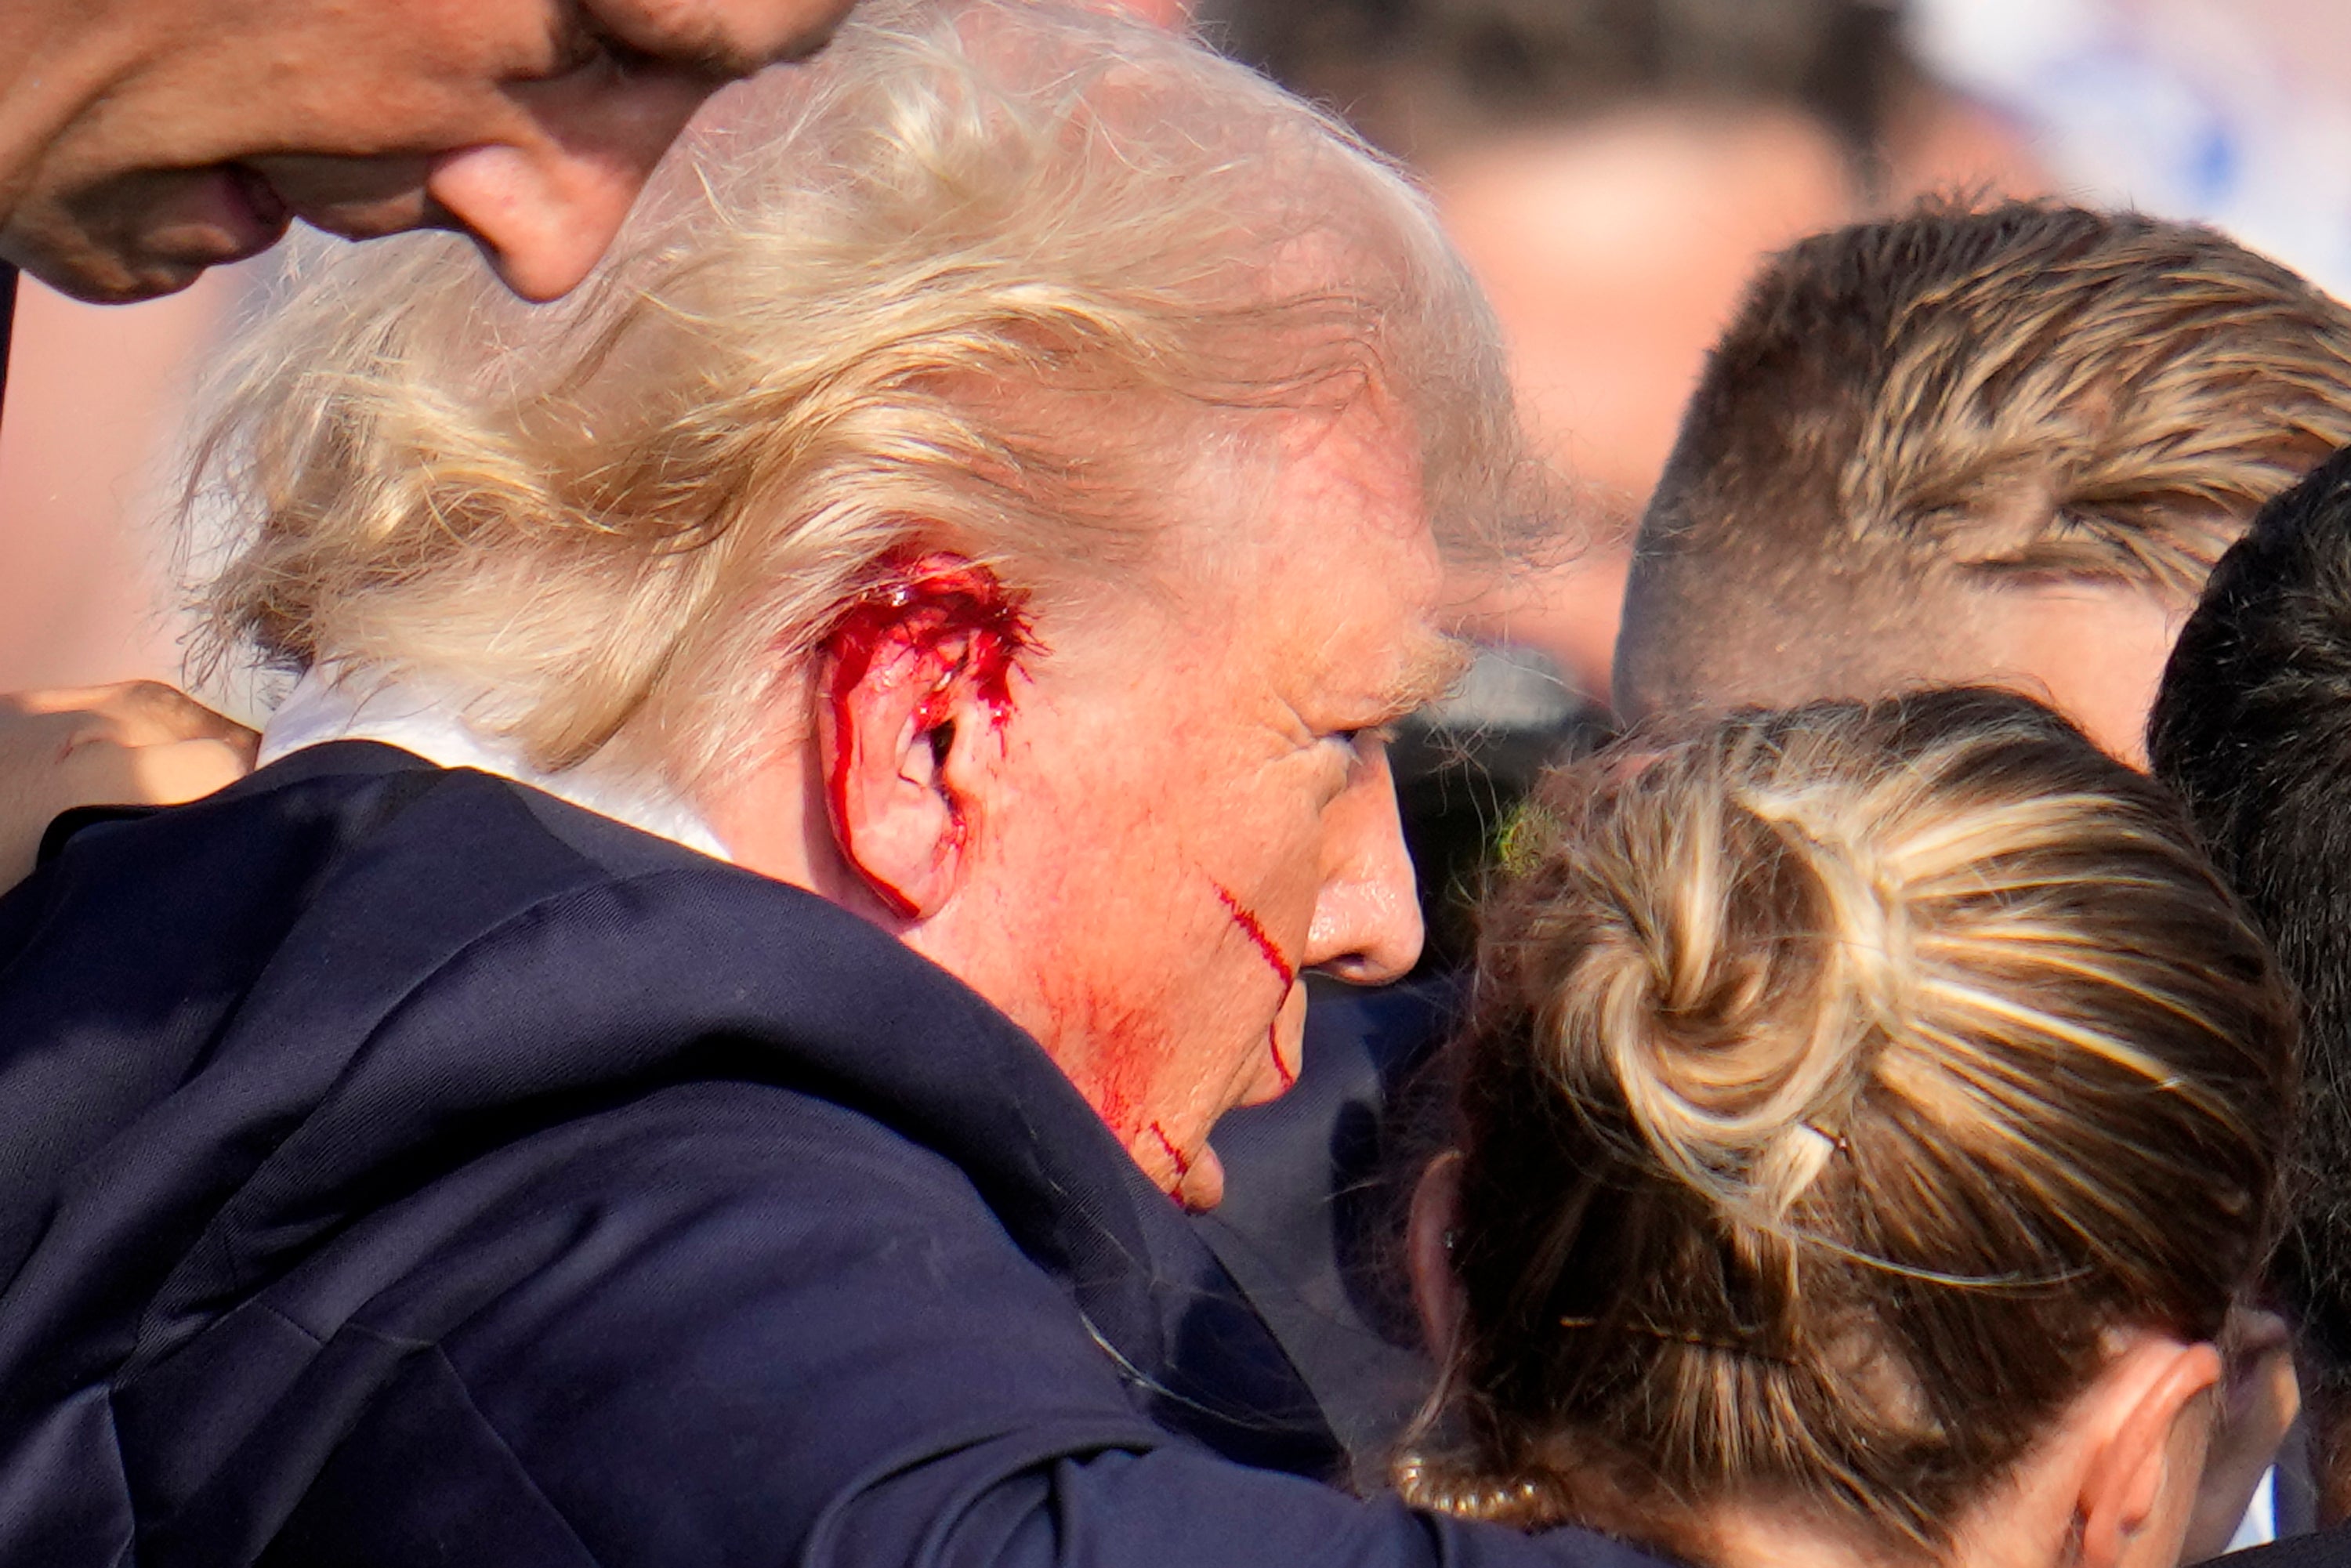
[426,71,713,302]
[1302,748,1425,984]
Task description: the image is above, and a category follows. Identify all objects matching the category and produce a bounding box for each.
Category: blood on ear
[820,552,1034,917]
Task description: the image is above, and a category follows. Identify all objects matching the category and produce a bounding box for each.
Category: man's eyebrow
[1373,632,1474,720]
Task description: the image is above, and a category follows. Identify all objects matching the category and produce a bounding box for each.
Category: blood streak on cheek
[1147,1121,1192,1181]
[1266,1026,1297,1092]
[822,552,1033,918]
[1211,882,1298,1090]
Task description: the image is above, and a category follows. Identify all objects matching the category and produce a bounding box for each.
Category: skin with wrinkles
[710,393,1459,1211]
[882,396,1459,1209]
[0,0,853,302]
[1212,881,1298,1090]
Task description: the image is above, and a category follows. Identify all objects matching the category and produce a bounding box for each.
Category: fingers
[0,682,260,892]
[4,680,259,757]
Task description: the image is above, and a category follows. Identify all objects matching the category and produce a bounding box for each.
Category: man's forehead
[1209,527,1463,727]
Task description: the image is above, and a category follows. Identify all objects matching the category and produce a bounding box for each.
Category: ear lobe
[2077,1338,2224,1568]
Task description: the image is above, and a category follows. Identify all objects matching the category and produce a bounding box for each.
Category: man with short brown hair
[1614,200,2351,762]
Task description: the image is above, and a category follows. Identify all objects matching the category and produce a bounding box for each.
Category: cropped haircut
[188,0,1526,792]
[2151,444,2351,1518]
[1616,201,2351,721]
[1401,690,2294,1558]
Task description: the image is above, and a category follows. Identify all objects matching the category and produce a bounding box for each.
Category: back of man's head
[2150,442,2351,1522]
[190,0,1526,795]
[1616,201,2351,759]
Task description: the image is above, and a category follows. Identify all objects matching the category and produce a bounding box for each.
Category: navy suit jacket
[0,743,1663,1566]
[1199,977,1457,1479]
[2234,1525,2351,1565]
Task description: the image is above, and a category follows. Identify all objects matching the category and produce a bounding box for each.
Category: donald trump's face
[891,394,1460,1209]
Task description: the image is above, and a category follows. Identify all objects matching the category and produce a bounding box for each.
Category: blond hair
[1400,690,2294,1557]
[188,0,1524,789]
[1618,201,2351,719]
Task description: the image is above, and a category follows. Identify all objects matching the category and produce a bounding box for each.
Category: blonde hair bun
[1407,689,2294,1555]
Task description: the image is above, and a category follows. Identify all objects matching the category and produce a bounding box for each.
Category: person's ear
[815,559,1028,923]
[1408,1150,1467,1360]
[2077,1336,2225,1568]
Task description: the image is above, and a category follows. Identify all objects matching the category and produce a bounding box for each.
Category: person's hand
[0,683,257,891]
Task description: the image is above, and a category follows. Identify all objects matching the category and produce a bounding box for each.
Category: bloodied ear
[816,556,1031,922]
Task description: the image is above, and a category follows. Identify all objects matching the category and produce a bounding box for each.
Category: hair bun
[1424,692,2293,1555]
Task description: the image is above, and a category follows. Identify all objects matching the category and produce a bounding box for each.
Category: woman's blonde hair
[187,0,1526,789]
[1399,689,2295,1556]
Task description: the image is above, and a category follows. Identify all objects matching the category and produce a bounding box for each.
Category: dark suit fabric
[1198,976,1458,1479]
[2226,1525,2351,1566]
[0,742,1660,1567]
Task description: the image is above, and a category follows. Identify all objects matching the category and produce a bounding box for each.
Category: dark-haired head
[2153,441,2351,1521]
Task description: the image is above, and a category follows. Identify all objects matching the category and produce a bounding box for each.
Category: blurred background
[3,0,2347,951]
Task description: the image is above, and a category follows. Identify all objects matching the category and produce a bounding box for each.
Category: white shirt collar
[257,667,734,864]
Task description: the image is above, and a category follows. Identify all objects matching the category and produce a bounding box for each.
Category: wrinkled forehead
[1152,394,1462,691]
[1166,382,1437,556]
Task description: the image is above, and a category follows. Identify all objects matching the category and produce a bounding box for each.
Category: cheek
[967,745,1313,1121]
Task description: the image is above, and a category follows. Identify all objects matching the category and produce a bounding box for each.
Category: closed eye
[1328,725,1396,764]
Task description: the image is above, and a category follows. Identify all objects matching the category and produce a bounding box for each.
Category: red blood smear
[823,552,1033,918]
[1094,1077,1139,1143]
[1210,882,1299,1091]
[1267,1022,1296,1090]
[1211,883,1297,988]
[1148,1120,1192,1180]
